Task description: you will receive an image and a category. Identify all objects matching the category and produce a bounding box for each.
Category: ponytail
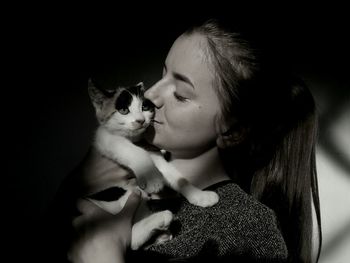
[249,78,322,262]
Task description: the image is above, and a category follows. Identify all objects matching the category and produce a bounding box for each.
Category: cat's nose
[135,116,145,125]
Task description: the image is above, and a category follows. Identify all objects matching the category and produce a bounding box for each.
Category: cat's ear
[88,78,107,111]
[135,82,145,92]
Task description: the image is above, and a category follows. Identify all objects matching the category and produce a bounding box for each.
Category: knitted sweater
[127,180,288,262]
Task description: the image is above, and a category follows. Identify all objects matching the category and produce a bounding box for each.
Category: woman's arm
[68,190,141,263]
[41,147,138,262]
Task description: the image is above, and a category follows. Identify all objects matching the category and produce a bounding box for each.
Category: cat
[86,79,219,249]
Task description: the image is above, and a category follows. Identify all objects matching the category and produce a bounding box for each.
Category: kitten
[87,79,219,249]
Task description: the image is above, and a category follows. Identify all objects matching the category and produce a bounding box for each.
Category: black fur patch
[116,90,133,111]
[128,84,143,97]
[88,187,127,201]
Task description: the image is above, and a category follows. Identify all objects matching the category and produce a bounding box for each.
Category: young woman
[67,19,322,262]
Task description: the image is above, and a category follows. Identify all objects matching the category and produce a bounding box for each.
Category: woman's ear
[216,123,248,149]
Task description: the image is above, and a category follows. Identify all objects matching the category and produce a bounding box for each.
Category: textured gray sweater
[128,180,288,262]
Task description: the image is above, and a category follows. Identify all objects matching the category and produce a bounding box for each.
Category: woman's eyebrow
[173,72,195,89]
[164,63,195,89]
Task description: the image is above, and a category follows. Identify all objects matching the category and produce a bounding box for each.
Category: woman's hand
[68,190,141,263]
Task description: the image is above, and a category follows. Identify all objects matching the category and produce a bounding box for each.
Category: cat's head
[88,79,154,138]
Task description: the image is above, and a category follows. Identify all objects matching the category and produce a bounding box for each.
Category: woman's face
[145,33,222,158]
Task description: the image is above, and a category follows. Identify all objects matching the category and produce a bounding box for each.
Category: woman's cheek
[165,105,193,131]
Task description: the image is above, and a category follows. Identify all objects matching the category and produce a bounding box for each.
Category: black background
[4,5,349,261]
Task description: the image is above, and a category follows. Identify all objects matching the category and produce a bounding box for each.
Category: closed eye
[173,92,188,102]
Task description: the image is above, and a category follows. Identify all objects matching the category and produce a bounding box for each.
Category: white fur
[131,210,173,250]
[150,152,219,207]
[95,127,164,193]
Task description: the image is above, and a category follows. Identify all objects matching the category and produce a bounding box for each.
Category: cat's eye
[142,99,154,111]
[116,90,132,114]
[118,108,130,115]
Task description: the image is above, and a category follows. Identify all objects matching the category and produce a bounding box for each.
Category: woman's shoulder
[210,181,275,218]
[147,181,288,261]
[202,180,273,218]
[170,180,283,233]
[197,180,288,260]
[206,181,285,239]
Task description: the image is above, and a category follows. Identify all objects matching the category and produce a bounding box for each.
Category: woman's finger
[73,198,106,229]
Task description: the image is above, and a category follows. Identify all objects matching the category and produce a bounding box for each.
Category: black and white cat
[87,79,219,249]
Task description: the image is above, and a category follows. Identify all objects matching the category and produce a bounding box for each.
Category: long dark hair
[186,20,322,262]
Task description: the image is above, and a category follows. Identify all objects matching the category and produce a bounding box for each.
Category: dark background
[4,6,349,261]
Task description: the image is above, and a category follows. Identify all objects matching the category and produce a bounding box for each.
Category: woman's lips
[152,119,163,124]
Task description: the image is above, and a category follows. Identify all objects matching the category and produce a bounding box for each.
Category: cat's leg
[149,153,219,207]
[95,129,164,193]
[131,210,173,250]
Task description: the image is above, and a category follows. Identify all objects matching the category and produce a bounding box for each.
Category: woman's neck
[169,146,230,189]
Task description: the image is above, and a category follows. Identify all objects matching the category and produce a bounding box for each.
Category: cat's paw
[140,170,165,194]
[187,190,219,207]
[153,231,173,245]
[157,210,173,230]
[131,210,173,250]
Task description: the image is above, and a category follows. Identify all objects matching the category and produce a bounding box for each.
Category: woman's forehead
[166,34,208,65]
[165,34,214,88]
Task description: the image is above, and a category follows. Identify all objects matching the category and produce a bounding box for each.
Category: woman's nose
[144,81,163,108]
